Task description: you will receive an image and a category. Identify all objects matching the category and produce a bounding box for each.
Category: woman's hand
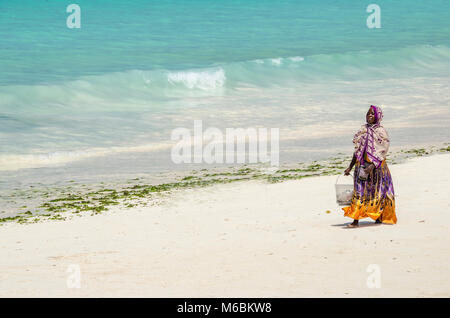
[364,163,375,175]
[344,167,352,176]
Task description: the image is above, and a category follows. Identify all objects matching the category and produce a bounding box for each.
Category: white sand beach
[0,153,449,298]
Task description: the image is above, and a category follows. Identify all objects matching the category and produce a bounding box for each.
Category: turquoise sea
[0,0,449,190]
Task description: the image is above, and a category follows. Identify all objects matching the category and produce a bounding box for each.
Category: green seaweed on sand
[404,148,429,156]
[0,215,23,223]
[181,176,197,181]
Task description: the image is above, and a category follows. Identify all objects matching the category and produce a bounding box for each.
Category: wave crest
[167,68,226,90]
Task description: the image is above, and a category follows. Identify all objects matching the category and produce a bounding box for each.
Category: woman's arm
[344,154,357,175]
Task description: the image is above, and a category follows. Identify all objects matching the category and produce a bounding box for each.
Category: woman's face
[366,107,376,125]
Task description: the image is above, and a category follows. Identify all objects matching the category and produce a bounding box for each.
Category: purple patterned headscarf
[369,105,383,126]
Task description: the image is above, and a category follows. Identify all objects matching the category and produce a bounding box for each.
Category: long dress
[342,153,397,224]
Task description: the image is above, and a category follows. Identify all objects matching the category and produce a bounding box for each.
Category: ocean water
[1,0,450,189]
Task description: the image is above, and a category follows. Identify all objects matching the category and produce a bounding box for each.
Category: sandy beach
[0,153,449,297]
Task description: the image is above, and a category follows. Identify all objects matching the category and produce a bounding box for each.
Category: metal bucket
[335,174,354,206]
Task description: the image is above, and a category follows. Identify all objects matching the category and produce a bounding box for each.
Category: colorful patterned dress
[342,106,397,224]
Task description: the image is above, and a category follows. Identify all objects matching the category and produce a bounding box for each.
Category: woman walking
[343,105,397,227]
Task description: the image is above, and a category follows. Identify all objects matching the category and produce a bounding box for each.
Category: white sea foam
[288,56,304,62]
[271,58,282,65]
[0,142,173,172]
[167,68,226,90]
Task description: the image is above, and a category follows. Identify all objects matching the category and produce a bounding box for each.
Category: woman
[343,105,397,227]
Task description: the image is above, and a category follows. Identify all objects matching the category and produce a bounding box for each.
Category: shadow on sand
[331,221,384,229]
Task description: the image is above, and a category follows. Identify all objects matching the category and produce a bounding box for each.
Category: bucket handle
[336,173,353,185]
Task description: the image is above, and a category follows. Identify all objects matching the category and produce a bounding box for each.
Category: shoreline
[1,143,448,224]
[0,153,449,297]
